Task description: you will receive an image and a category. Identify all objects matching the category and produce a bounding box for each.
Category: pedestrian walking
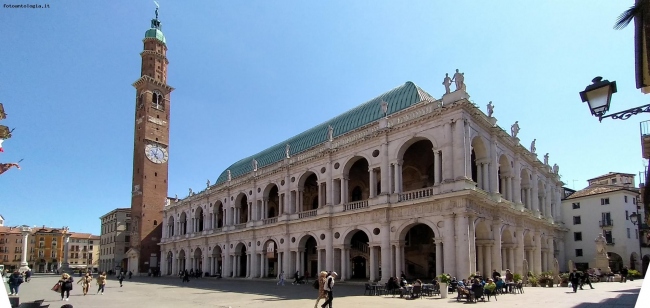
[313,271,328,308]
[580,271,594,289]
[117,272,125,287]
[128,270,133,279]
[7,270,23,296]
[182,269,190,283]
[96,272,107,294]
[569,269,580,293]
[58,272,74,301]
[77,272,92,295]
[320,271,337,308]
[24,269,32,283]
[277,270,285,286]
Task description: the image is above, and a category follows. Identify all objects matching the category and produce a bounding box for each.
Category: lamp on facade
[629,212,642,270]
[580,76,650,121]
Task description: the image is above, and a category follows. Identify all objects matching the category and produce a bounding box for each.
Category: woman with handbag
[58,273,74,301]
[96,272,107,294]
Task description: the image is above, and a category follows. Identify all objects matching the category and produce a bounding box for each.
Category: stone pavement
[3,275,643,308]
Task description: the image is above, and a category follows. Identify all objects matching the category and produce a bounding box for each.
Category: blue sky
[0,0,646,234]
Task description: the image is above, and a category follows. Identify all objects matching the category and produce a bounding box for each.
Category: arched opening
[401,139,435,191]
[166,251,173,275]
[263,240,279,278]
[235,243,247,277]
[167,216,175,237]
[470,137,489,190]
[235,194,249,224]
[195,207,204,232]
[349,230,370,279]
[215,202,224,228]
[347,158,370,202]
[178,249,187,272]
[498,155,512,200]
[267,185,279,218]
[298,235,318,278]
[608,252,624,273]
[403,223,436,279]
[212,245,223,276]
[300,173,319,211]
[193,248,203,273]
[520,169,531,209]
[179,212,187,235]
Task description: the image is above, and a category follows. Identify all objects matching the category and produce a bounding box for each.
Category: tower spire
[151,1,161,30]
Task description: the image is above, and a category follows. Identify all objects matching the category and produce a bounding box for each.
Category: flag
[0,162,20,175]
[0,139,3,152]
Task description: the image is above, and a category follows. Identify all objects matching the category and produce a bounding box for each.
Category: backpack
[312,279,319,289]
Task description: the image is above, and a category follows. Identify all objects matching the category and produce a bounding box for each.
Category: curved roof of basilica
[215,81,436,185]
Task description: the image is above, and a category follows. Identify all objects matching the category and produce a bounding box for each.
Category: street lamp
[629,212,642,271]
[579,76,650,121]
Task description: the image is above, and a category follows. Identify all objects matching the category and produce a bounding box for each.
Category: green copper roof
[145,28,166,44]
[215,81,435,185]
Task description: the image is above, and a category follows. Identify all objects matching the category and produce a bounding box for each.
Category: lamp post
[629,212,643,272]
[579,76,650,121]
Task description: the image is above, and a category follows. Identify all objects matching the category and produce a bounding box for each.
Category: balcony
[641,120,650,159]
[599,220,614,228]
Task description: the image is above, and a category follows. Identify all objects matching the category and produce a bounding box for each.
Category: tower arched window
[151,90,164,110]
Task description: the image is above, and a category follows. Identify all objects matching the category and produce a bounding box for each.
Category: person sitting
[484,278,497,299]
[470,279,484,302]
[505,269,514,283]
[492,269,501,282]
[412,279,423,298]
[386,277,399,295]
[495,277,506,294]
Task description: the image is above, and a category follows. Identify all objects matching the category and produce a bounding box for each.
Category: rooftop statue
[451,69,465,92]
[327,125,333,142]
[285,144,291,158]
[487,101,494,117]
[544,153,549,165]
[511,121,520,138]
[442,73,452,94]
[530,139,536,154]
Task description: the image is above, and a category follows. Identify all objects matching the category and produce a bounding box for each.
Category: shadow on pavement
[570,288,639,307]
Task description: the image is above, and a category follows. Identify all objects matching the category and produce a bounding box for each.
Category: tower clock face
[145,143,168,164]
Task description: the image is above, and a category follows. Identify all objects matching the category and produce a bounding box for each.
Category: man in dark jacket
[620,267,628,283]
[569,270,581,293]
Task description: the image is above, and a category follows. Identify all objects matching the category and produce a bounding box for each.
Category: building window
[572,202,580,209]
[576,249,583,257]
[633,198,637,205]
[601,198,610,205]
[626,210,629,220]
[612,178,617,184]
[627,228,631,239]
[573,216,581,225]
[624,196,628,203]
[574,232,582,241]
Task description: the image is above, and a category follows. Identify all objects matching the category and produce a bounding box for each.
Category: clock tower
[126,7,173,274]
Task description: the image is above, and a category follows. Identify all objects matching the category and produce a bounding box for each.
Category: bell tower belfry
[126,5,174,274]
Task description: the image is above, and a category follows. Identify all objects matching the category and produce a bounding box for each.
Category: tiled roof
[215,81,435,185]
[564,184,639,200]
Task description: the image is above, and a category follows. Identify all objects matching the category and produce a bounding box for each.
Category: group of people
[179,269,203,283]
[55,271,108,301]
[4,269,31,296]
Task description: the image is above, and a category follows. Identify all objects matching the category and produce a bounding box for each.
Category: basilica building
[159,75,566,281]
[136,5,566,282]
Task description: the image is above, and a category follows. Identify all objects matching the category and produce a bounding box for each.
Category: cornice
[132,75,174,92]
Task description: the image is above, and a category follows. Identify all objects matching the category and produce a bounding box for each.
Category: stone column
[482,163,490,191]
[532,172,539,215]
[394,242,403,278]
[395,161,403,193]
[380,224,391,282]
[489,137,499,194]
[492,221,502,271]
[534,231,542,274]
[340,245,349,281]
[477,244,484,274]
[317,248,323,274]
[485,245,492,276]
[388,164,394,194]
[326,231,333,271]
[477,163,483,189]
[453,118,470,180]
[435,242,443,276]
[341,176,349,204]
[443,215,456,276]
[513,154,522,204]
[508,248,515,272]
[369,168,377,198]
[433,150,441,185]
[369,245,376,281]
[515,228,524,275]
[19,226,31,272]
[326,161,334,205]
[455,214,470,278]
[61,232,71,274]
[381,142,390,194]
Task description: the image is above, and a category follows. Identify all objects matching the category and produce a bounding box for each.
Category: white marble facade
[159,87,565,282]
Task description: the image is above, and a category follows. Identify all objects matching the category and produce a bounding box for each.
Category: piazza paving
[4,275,643,308]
